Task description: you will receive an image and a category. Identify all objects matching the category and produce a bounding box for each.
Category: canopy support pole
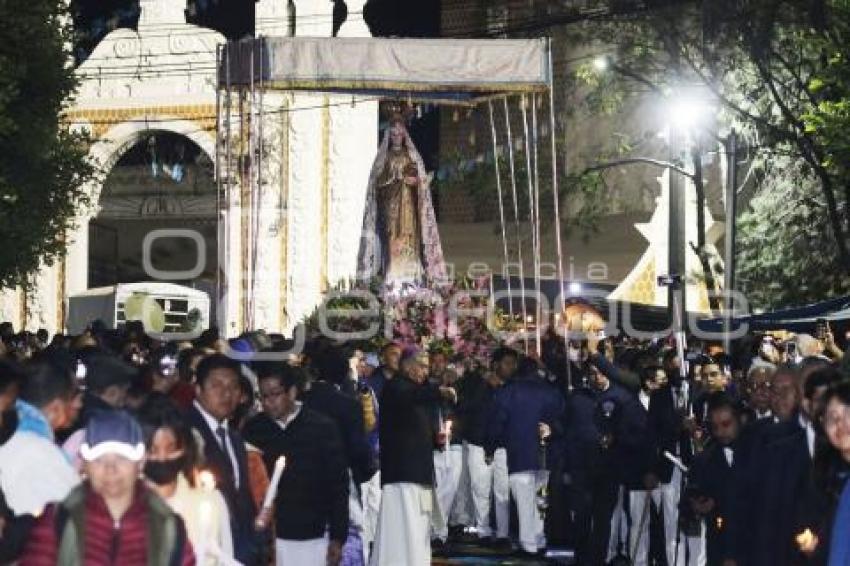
[531,93,543,344]
[546,38,570,390]
[488,101,513,320]
[215,43,222,315]
[521,95,541,355]
[504,97,529,353]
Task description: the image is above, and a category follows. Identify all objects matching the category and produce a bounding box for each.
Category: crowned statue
[357,106,446,286]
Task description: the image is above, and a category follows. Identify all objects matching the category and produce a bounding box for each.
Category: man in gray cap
[21,410,195,566]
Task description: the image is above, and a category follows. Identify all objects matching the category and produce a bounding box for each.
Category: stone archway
[65,117,218,299]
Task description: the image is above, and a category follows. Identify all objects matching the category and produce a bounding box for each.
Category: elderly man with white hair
[370,347,456,566]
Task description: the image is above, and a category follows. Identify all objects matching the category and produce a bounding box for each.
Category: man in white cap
[21,410,195,566]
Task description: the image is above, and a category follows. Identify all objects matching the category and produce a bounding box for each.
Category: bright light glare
[593,56,609,71]
[670,98,712,131]
[569,282,582,294]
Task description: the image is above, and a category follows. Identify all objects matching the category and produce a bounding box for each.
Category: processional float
[215,36,575,375]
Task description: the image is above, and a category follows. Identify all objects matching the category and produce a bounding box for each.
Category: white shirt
[799,414,816,460]
[0,430,80,515]
[639,390,651,411]
[194,401,240,489]
[276,402,303,431]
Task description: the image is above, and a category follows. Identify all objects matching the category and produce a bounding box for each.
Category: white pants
[449,443,473,526]
[467,444,509,539]
[608,486,628,561]
[370,483,432,566]
[276,536,328,566]
[677,522,707,566]
[360,471,381,558]
[432,445,463,541]
[629,469,685,566]
[509,471,548,553]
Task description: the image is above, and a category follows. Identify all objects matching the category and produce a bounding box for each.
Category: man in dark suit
[740,365,841,566]
[689,393,746,565]
[187,354,258,565]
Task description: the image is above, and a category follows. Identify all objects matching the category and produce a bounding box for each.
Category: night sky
[71,0,442,177]
[71,0,440,62]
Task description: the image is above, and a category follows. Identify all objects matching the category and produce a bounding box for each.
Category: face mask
[144,455,185,485]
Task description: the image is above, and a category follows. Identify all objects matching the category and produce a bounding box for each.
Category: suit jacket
[744,427,813,566]
[691,440,744,564]
[647,386,681,484]
[187,405,257,565]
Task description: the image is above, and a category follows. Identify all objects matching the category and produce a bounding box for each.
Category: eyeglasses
[259,389,286,401]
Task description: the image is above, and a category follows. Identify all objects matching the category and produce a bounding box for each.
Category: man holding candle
[688,393,746,566]
[187,354,258,565]
[243,362,349,566]
[370,347,457,566]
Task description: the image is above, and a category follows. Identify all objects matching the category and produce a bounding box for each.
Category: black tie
[216,425,235,479]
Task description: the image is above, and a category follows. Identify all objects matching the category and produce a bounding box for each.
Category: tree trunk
[691,147,722,314]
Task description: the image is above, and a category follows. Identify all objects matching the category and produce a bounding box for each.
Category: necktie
[216,425,236,481]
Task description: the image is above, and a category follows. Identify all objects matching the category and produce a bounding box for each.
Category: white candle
[262,456,287,510]
[197,470,216,563]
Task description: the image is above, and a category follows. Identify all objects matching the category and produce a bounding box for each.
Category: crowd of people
[0,317,849,566]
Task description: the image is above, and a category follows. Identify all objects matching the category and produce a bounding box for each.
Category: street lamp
[664,93,713,341]
[592,55,609,72]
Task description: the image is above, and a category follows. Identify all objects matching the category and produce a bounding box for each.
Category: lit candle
[262,456,287,511]
[796,528,818,553]
[198,470,216,492]
[715,516,723,530]
[197,470,215,564]
[445,419,453,439]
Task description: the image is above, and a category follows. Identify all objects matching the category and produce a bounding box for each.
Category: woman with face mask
[137,397,235,565]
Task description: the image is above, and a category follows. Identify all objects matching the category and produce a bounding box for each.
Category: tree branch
[581,157,694,179]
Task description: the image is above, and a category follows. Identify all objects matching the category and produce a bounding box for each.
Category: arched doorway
[89,130,218,298]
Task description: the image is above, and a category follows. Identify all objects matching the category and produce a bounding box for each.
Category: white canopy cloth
[220,37,551,104]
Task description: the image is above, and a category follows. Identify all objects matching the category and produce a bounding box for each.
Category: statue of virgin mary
[357,116,446,285]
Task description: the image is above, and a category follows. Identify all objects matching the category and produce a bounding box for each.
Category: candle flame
[445,420,453,435]
[276,456,286,470]
[199,470,216,492]
[716,516,723,530]
[796,528,817,551]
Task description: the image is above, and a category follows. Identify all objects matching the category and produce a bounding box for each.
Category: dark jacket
[302,380,377,485]
[186,405,257,565]
[486,371,565,474]
[243,408,349,543]
[367,367,393,402]
[647,385,683,484]
[378,374,442,486]
[455,372,500,448]
[690,439,745,564]
[565,383,629,482]
[743,425,813,566]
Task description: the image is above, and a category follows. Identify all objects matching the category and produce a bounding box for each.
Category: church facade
[0,0,376,336]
